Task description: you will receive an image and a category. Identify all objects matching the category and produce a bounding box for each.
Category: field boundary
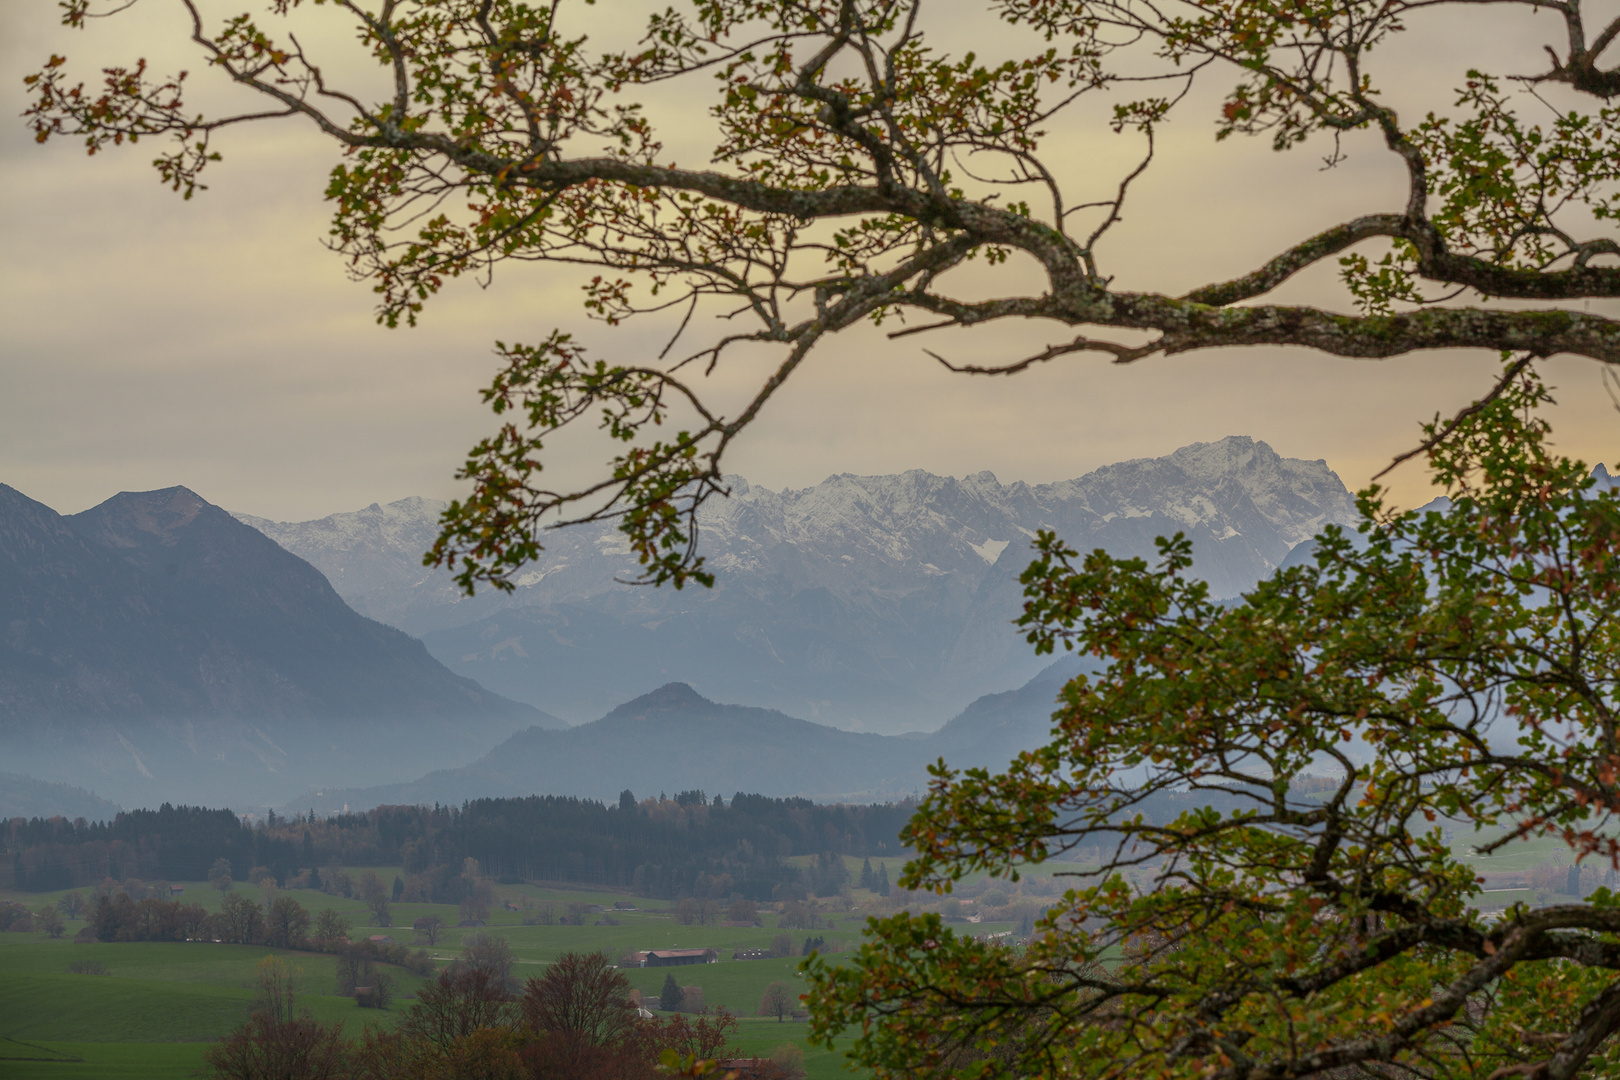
[0,1037,85,1062]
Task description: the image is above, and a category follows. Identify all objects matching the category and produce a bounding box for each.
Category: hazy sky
[2,0,1615,524]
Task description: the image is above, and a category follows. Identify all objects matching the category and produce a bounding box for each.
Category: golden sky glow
[1,0,1615,523]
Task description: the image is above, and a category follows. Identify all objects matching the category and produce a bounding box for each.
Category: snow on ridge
[969,538,1011,564]
[235,435,1358,634]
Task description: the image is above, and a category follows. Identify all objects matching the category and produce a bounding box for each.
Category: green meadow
[0,873,1021,1079]
[0,831,1574,1078]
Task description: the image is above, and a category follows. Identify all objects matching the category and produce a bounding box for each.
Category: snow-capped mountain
[237,437,1357,731]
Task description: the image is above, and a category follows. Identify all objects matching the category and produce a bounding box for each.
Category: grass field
[0,874,966,1079]
[0,1040,211,1080]
[6,828,1555,1078]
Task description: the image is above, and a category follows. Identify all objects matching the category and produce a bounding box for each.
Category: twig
[1371,354,1537,481]
[926,333,1162,375]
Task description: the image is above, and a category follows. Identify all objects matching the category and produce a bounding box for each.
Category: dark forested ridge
[3,793,916,900]
[0,482,560,808]
[306,681,935,809]
[4,803,294,893]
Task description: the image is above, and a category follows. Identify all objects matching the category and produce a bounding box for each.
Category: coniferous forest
[3,793,915,901]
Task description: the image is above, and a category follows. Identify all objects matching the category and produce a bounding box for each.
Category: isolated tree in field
[415,914,445,946]
[34,905,64,939]
[358,870,385,905]
[676,897,698,926]
[27,0,1620,594]
[208,858,232,893]
[265,896,311,949]
[760,981,795,1023]
[311,908,349,950]
[366,895,391,928]
[55,891,85,919]
[459,892,490,924]
[659,971,684,1013]
[809,374,1620,1078]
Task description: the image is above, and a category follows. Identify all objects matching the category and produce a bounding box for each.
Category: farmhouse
[627,948,718,968]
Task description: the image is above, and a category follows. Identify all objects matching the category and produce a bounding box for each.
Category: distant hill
[297,661,1095,812]
[0,483,562,809]
[243,437,1357,730]
[0,773,120,822]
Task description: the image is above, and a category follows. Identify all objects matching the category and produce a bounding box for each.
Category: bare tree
[252,956,301,1026]
[759,981,795,1023]
[401,968,518,1053]
[520,950,638,1046]
[414,914,444,946]
[205,1014,349,1080]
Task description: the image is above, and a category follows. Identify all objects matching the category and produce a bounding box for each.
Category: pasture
[0,872,997,1079]
[0,826,1580,1079]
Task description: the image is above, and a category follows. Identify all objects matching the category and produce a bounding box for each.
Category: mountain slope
[1,484,561,808]
[300,682,924,809]
[300,661,1097,812]
[0,773,121,822]
[243,438,1357,730]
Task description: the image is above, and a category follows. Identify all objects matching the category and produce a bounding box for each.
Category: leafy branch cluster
[23,0,1620,587]
[807,369,1620,1079]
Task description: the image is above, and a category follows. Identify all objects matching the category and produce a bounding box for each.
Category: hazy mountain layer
[298,659,1099,812]
[1,483,562,809]
[0,772,121,822]
[243,438,1355,731]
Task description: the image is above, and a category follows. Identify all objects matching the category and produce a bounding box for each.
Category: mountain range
[292,655,1098,813]
[1,437,1360,815]
[0,484,559,809]
[242,437,1357,731]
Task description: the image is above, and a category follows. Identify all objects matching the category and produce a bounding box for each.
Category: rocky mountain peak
[605,682,713,721]
[235,437,1358,730]
[70,486,213,550]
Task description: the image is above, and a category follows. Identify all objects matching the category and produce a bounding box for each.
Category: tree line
[3,803,299,893]
[3,791,915,901]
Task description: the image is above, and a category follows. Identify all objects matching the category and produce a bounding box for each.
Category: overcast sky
[2,0,1615,525]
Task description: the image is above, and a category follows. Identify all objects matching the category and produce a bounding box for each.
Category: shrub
[204,1014,349,1080]
[353,973,393,1010]
[768,1042,807,1080]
